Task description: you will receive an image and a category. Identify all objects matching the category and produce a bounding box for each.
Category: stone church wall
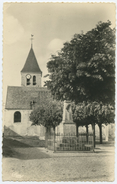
[4,109,45,137]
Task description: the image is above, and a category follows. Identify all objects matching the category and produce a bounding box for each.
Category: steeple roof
[21,47,42,74]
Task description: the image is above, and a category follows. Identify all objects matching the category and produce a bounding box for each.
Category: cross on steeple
[30,34,34,48]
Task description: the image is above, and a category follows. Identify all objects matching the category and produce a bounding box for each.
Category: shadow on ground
[95,140,115,147]
[3,137,50,160]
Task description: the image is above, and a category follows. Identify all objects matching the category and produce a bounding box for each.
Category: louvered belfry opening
[27,78,30,85]
[33,76,36,85]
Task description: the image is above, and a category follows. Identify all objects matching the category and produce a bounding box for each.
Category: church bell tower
[21,37,42,87]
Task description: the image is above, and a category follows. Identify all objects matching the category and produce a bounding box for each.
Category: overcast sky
[3,3,115,104]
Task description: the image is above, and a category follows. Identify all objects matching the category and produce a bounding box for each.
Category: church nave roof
[5,86,50,110]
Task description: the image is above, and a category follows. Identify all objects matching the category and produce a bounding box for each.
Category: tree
[29,99,63,147]
[71,101,114,147]
[45,21,115,105]
[96,103,114,143]
[71,102,90,139]
[71,102,97,147]
[83,102,114,145]
[30,100,63,130]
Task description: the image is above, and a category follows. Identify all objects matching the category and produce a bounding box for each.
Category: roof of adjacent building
[5,86,50,110]
[21,47,42,74]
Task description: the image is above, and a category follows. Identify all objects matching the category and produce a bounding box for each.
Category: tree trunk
[99,124,102,144]
[53,126,55,152]
[76,123,79,137]
[92,123,95,149]
[86,125,88,143]
[45,127,48,148]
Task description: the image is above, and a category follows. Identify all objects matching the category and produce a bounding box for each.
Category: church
[4,44,49,137]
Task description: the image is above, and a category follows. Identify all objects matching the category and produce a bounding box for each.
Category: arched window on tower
[14,111,21,123]
[33,76,36,85]
[27,78,30,85]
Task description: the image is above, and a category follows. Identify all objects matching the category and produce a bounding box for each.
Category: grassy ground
[2,137,115,181]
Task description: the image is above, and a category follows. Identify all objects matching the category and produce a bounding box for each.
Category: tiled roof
[21,48,42,74]
[5,86,50,110]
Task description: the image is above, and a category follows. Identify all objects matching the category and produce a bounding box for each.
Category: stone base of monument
[56,120,76,136]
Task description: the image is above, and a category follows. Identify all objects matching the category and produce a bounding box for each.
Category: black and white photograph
[2,2,116,182]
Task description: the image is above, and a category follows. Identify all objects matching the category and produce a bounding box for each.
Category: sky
[3,3,116,105]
